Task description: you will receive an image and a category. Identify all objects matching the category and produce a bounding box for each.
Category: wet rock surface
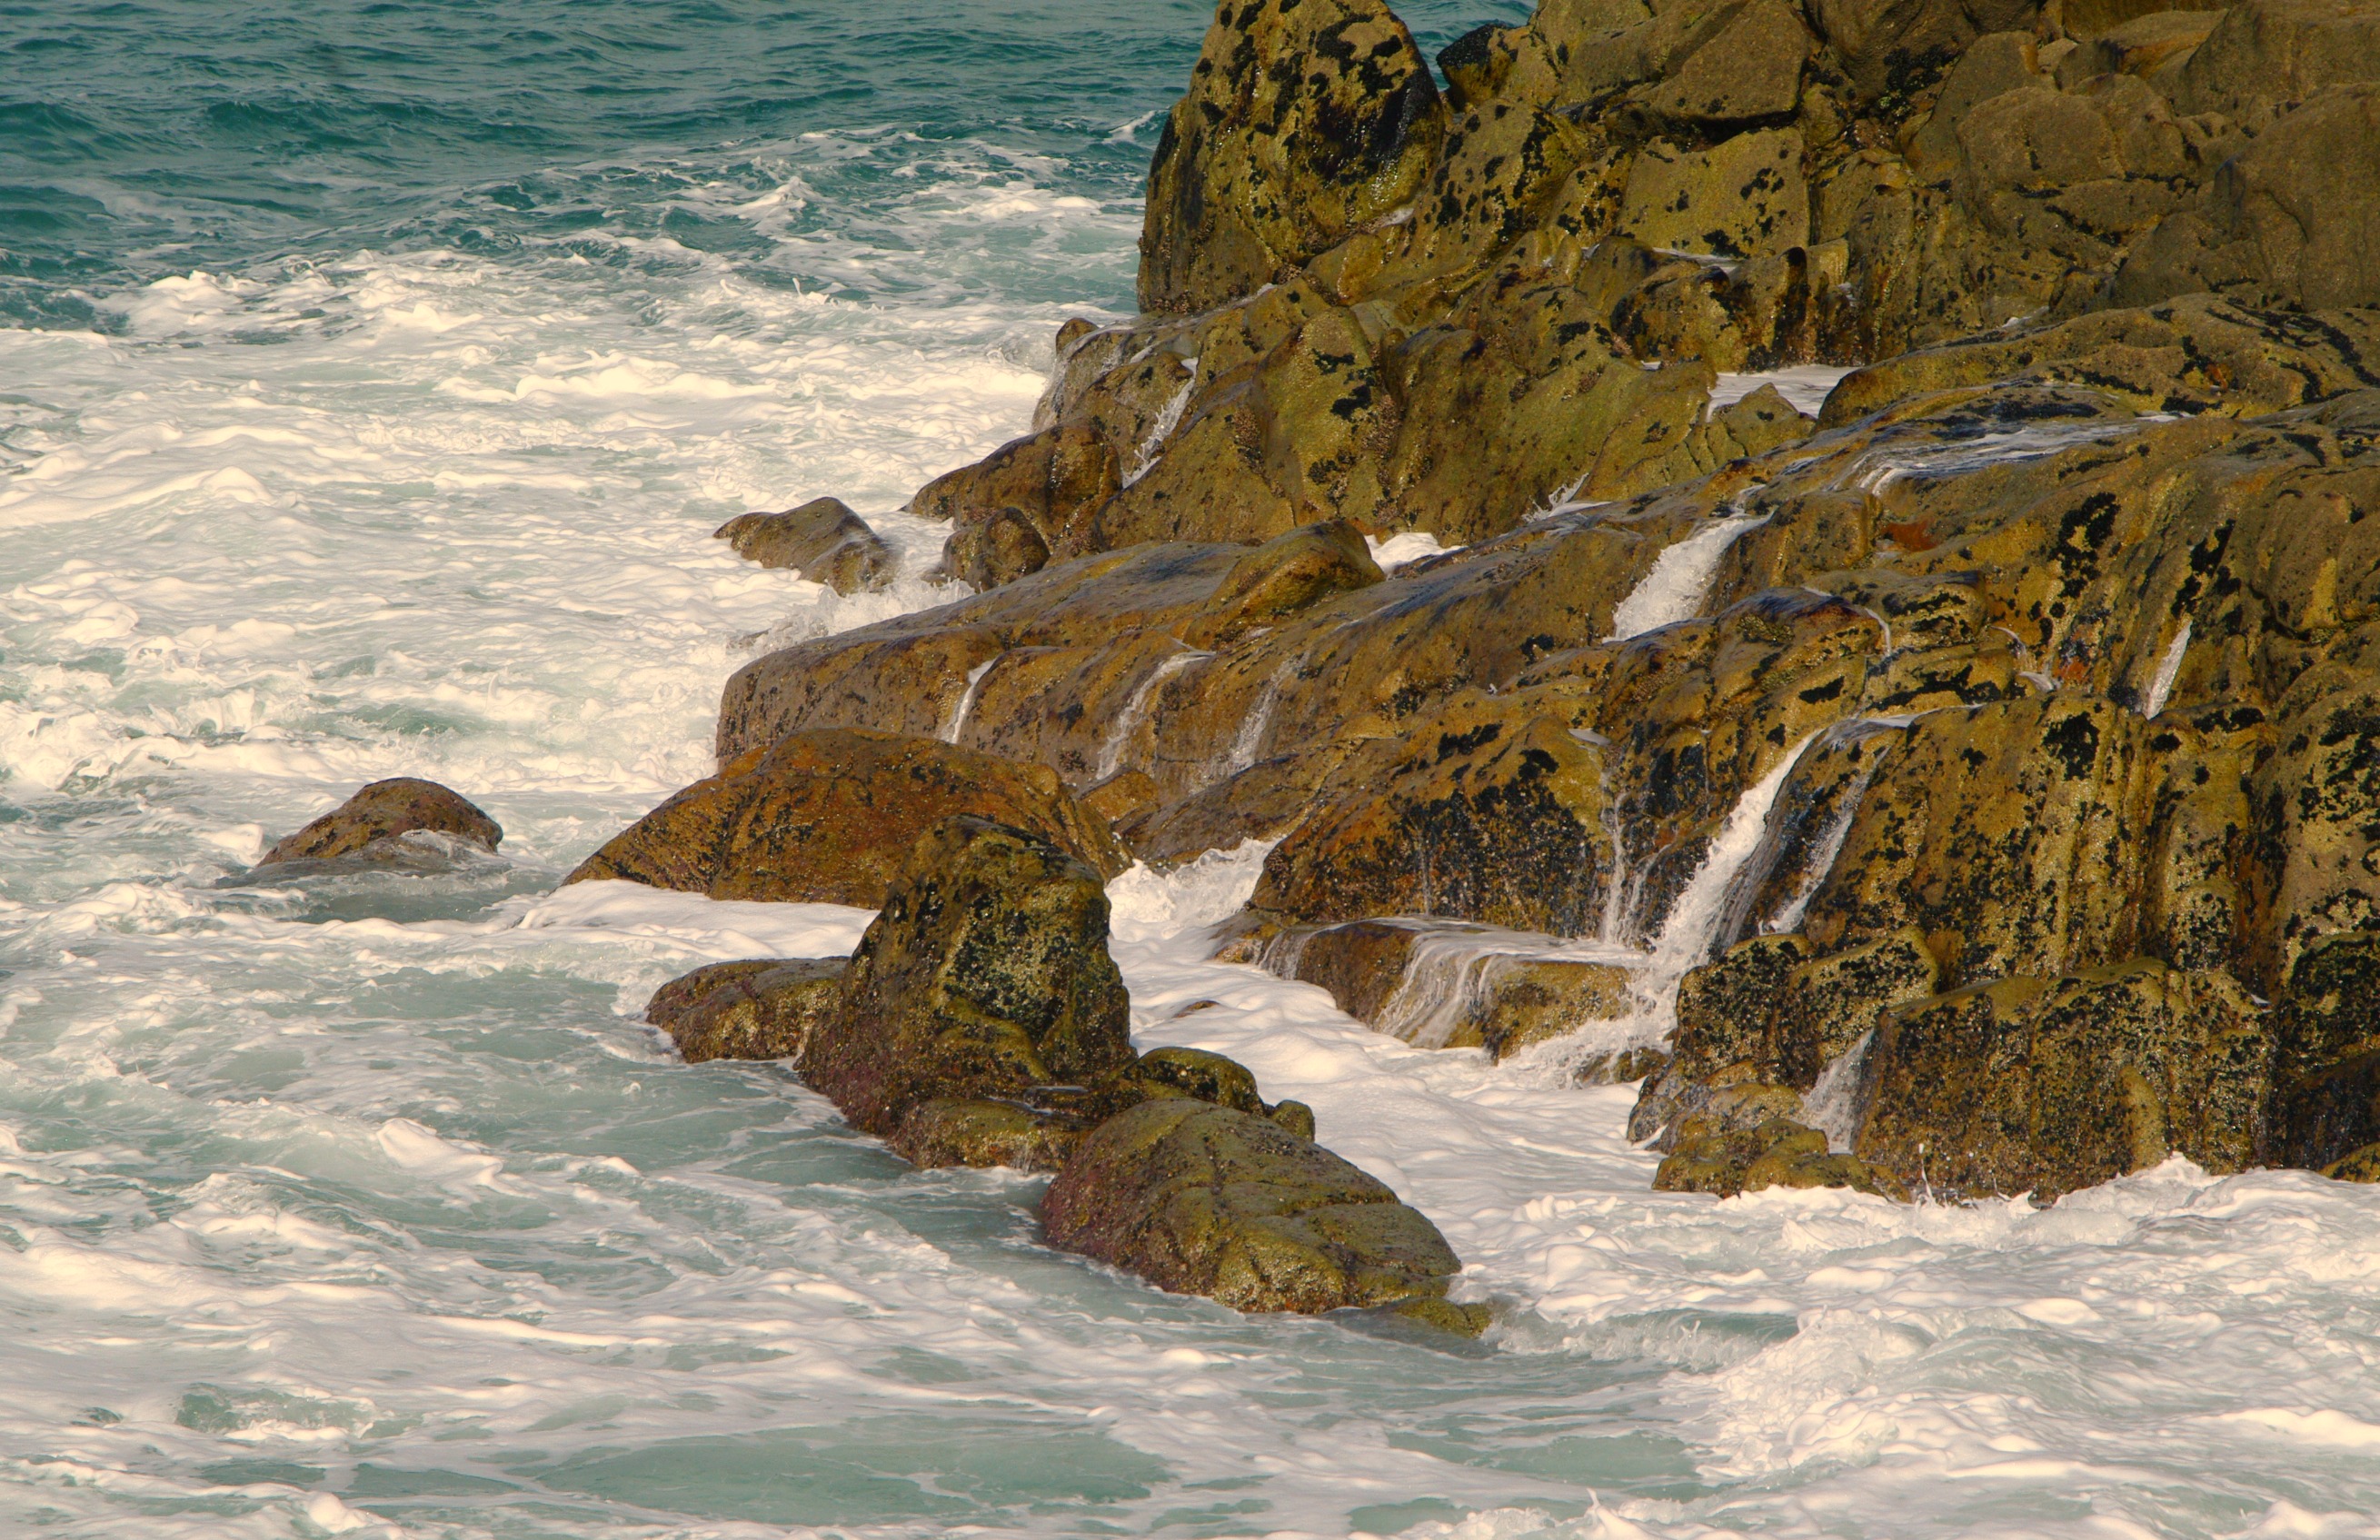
[565,728,1128,906]
[797,817,1139,1148]
[714,497,894,594]
[642,0,2380,1218]
[256,778,502,868]
[1041,1098,1469,1319]
[646,959,846,1065]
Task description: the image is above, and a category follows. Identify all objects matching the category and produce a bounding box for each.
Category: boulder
[714,497,894,594]
[1655,1114,1900,1197]
[1041,1097,1469,1320]
[1272,919,1635,1057]
[1615,129,1811,261]
[2113,84,2380,311]
[1856,961,2273,1198]
[255,778,502,868]
[645,959,845,1064]
[565,730,1128,906]
[1140,0,1446,313]
[1252,710,1617,937]
[800,818,1138,1152]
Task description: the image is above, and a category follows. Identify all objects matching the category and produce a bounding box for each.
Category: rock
[2171,0,2380,126]
[713,497,894,594]
[1856,961,2273,1198]
[1271,918,1634,1057]
[565,729,1128,906]
[1140,0,1445,313]
[646,959,845,1065]
[1655,1114,1900,1197]
[1819,296,2380,425]
[1810,0,2044,104]
[1637,0,1813,125]
[1041,1098,1468,1318]
[2114,84,2380,311]
[255,778,502,868]
[2324,1140,2380,1182]
[801,817,1138,1158]
[1188,521,1384,649]
[1615,128,1810,260]
[1704,384,1815,461]
[1253,710,1617,937]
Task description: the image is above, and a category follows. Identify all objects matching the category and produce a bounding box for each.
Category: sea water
[5,4,2380,1536]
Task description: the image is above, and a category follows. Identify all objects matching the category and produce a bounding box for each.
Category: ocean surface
[5,3,2380,1536]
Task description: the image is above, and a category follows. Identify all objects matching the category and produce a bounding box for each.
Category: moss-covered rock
[1655,1114,1898,1197]
[646,958,844,1065]
[1856,960,2272,1198]
[1041,1098,1468,1318]
[797,817,1136,1151]
[1140,0,1446,313]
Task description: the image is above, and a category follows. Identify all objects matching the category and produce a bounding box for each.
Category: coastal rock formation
[255,778,502,868]
[564,728,1128,906]
[1041,1098,1471,1323]
[1140,0,1446,313]
[714,497,893,594]
[702,0,2380,1207]
[645,958,845,1064]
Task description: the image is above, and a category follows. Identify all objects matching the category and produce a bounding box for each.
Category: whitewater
[5,2,2380,1536]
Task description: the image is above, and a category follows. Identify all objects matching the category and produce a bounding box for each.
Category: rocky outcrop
[645,959,845,1064]
[714,497,893,594]
[1140,0,1445,313]
[564,729,1128,906]
[888,0,2380,591]
[255,778,502,868]
[1041,1098,1474,1325]
[684,0,2380,1207]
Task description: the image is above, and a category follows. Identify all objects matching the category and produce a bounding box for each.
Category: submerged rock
[255,779,502,868]
[566,729,1128,907]
[646,958,845,1065]
[1041,1097,1469,1321]
[714,497,893,594]
[1655,1115,1901,1199]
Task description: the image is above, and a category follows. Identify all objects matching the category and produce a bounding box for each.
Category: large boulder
[714,497,894,594]
[255,778,502,868]
[798,817,1139,1156]
[1140,0,1446,313]
[564,730,1129,906]
[1041,1097,1471,1322]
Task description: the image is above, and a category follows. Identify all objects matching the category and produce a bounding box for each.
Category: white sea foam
[1607,512,1768,641]
[1707,365,1852,418]
[1367,530,1461,571]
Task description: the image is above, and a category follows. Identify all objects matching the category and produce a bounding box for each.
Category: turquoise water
[8,4,2380,1538]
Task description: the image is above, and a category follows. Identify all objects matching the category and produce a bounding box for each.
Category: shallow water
[5,3,2380,1537]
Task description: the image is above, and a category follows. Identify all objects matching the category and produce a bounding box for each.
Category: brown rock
[802,817,1136,1149]
[565,729,1127,906]
[714,497,893,594]
[1041,1098,1467,1317]
[256,778,502,867]
[646,958,844,1064]
[1140,0,1446,313]
[1656,1114,1899,1197]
